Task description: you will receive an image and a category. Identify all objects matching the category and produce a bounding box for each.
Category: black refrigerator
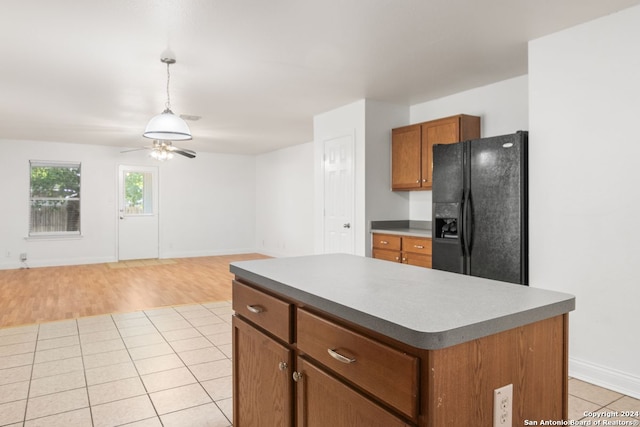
[432,131,528,285]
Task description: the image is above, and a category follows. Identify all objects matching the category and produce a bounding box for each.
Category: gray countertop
[370,220,432,238]
[230,254,575,350]
[371,228,432,238]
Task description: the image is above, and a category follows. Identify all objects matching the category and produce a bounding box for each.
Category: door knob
[343,223,351,229]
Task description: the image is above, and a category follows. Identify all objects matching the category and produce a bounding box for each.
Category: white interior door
[118,165,159,261]
[323,134,355,254]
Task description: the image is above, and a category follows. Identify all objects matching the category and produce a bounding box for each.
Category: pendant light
[143,56,192,141]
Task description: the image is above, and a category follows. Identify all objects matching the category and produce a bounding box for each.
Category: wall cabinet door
[233,316,293,427]
[391,125,422,190]
[295,357,409,427]
[421,118,462,188]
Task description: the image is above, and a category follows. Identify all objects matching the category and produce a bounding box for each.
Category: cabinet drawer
[296,309,419,420]
[372,233,401,251]
[232,280,292,343]
[372,248,401,263]
[403,236,432,255]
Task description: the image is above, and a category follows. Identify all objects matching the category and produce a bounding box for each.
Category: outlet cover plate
[493,383,513,427]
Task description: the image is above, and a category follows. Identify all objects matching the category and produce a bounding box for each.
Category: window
[29,161,81,236]
[123,171,154,215]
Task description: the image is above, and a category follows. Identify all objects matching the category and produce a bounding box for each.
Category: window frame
[28,160,82,238]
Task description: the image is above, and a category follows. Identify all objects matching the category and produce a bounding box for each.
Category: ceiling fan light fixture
[143,56,192,141]
[150,149,174,161]
[149,140,175,161]
[143,108,192,141]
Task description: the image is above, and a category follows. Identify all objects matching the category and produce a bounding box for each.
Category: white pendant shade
[143,108,192,141]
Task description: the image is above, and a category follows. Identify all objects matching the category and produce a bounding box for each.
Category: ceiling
[2,0,639,155]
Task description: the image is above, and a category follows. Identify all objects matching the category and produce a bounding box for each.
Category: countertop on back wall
[370,220,432,238]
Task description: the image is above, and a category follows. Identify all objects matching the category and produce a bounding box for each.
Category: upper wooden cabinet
[391,114,480,190]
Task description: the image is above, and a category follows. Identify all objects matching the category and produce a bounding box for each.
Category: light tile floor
[2,302,640,426]
[0,302,234,427]
[569,378,640,425]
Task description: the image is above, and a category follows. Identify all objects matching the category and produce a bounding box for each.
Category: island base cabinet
[426,314,568,427]
[232,316,293,427]
[295,357,411,427]
[231,277,570,427]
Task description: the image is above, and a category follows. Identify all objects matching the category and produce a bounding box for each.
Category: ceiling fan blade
[173,150,196,159]
[120,147,151,153]
[167,145,196,154]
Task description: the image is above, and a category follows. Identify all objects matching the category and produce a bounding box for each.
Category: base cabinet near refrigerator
[372,232,432,268]
[231,261,571,427]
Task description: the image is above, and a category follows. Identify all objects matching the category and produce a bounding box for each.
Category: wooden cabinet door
[233,316,293,427]
[402,253,432,268]
[391,125,422,190]
[421,118,460,188]
[295,357,410,427]
[373,248,401,263]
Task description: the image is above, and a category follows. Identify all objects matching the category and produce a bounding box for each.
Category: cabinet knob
[278,361,288,371]
[416,179,420,183]
[380,240,388,245]
[292,371,303,382]
[422,179,426,183]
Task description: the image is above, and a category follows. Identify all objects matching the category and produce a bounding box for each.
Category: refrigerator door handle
[459,190,466,257]
[464,190,474,254]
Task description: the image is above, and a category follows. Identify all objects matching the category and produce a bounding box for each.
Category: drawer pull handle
[246,305,264,314]
[380,240,388,245]
[414,245,424,249]
[328,348,356,364]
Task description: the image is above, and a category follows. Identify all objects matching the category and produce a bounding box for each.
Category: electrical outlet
[20,253,27,261]
[493,383,513,427]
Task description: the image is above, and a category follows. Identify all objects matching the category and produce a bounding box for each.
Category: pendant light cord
[165,62,171,110]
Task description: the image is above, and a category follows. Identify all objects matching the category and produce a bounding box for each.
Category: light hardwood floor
[0,254,270,328]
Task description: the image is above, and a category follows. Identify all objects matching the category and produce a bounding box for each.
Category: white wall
[529,5,640,398]
[159,151,256,258]
[0,140,119,269]
[408,75,530,220]
[255,142,314,257]
[0,140,257,269]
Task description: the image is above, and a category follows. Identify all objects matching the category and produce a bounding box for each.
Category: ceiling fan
[121,140,196,160]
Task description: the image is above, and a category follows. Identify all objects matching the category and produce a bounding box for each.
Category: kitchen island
[230,253,575,427]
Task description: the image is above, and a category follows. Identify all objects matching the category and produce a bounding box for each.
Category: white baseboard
[570,357,640,399]
[0,256,117,270]
[160,248,259,259]
[0,250,264,270]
